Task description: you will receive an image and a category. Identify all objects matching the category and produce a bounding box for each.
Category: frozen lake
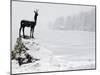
[36,30,95,58]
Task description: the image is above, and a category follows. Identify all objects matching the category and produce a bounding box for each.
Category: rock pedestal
[12,38,60,74]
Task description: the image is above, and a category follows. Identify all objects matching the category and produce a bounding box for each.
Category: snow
[12,31,95,74]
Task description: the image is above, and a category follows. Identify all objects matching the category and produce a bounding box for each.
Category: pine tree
[11,38,28,60]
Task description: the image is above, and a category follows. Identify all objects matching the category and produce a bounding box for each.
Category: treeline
[50,9,95,32]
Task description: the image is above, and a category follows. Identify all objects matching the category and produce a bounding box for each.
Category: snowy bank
[12,37,95,74]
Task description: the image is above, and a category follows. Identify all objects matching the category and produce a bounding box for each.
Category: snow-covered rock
[12,38,60,74]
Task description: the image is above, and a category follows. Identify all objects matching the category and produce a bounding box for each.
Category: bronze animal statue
[19,9,39,38]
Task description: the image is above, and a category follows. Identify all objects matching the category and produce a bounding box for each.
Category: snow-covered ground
[12,31,95,74]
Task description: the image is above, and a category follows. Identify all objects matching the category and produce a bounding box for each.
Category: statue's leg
[32,28,34,38]
[23,27,25,38]
[30,29,31,37]
[19,27,22,37]
[30,28,32,38]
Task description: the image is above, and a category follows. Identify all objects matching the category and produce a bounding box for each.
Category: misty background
[49,9,95,31]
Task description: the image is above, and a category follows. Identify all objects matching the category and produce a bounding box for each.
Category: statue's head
[34,9,39,16]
